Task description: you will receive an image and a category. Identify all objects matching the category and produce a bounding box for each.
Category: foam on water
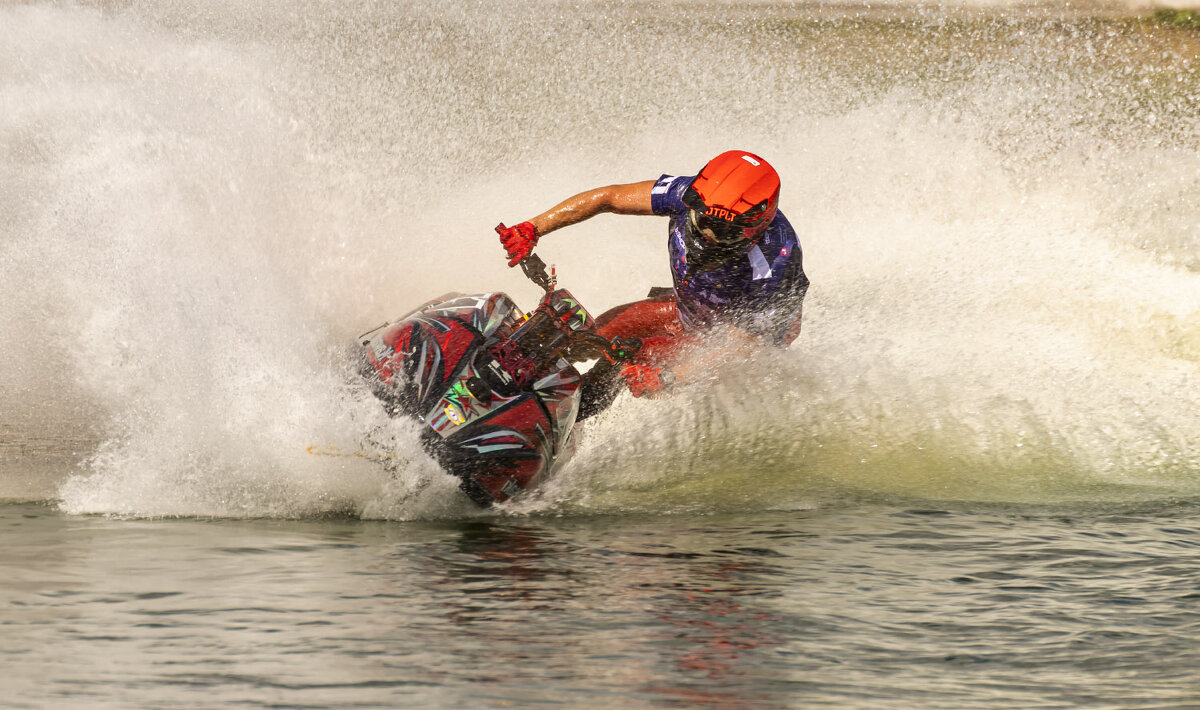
[2,1,1199,518]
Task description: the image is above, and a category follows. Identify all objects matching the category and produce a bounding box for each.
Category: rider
[496,150,808,417]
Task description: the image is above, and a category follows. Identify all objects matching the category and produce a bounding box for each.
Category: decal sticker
[444,404,465,425]
[487,360,514,386]
[749,244,773,280]
[458,428,531,454]
[445,379,474,410]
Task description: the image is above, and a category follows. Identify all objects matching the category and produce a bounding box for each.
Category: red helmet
[682,150,780,246]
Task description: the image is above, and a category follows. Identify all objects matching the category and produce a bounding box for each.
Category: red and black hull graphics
[359,292,583,506]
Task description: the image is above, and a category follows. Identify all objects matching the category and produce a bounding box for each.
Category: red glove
[621,364,674,398]
[496,222,539,267]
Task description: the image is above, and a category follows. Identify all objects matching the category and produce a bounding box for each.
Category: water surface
[5,500,1200,708]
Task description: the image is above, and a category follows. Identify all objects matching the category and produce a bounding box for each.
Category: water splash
[2,1,1199,517]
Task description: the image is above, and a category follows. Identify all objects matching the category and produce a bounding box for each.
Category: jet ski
[357,255,640,506]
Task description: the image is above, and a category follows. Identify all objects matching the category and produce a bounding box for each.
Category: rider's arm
[527,181,656,237]
[782,303,804,346]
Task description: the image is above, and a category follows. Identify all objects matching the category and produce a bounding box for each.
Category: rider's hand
[621,364,674,398]
[496,222,539,267]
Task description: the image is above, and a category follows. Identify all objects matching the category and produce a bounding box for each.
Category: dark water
[5,498,1200,708]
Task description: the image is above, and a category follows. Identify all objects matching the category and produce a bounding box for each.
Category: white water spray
[2,1,1199,516]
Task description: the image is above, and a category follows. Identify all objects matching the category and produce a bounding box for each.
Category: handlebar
[519,254,556,292]
[514,252,643,364]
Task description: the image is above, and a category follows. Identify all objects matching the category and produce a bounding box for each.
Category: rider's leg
[578,293,696,420]
[594,295,676,335]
